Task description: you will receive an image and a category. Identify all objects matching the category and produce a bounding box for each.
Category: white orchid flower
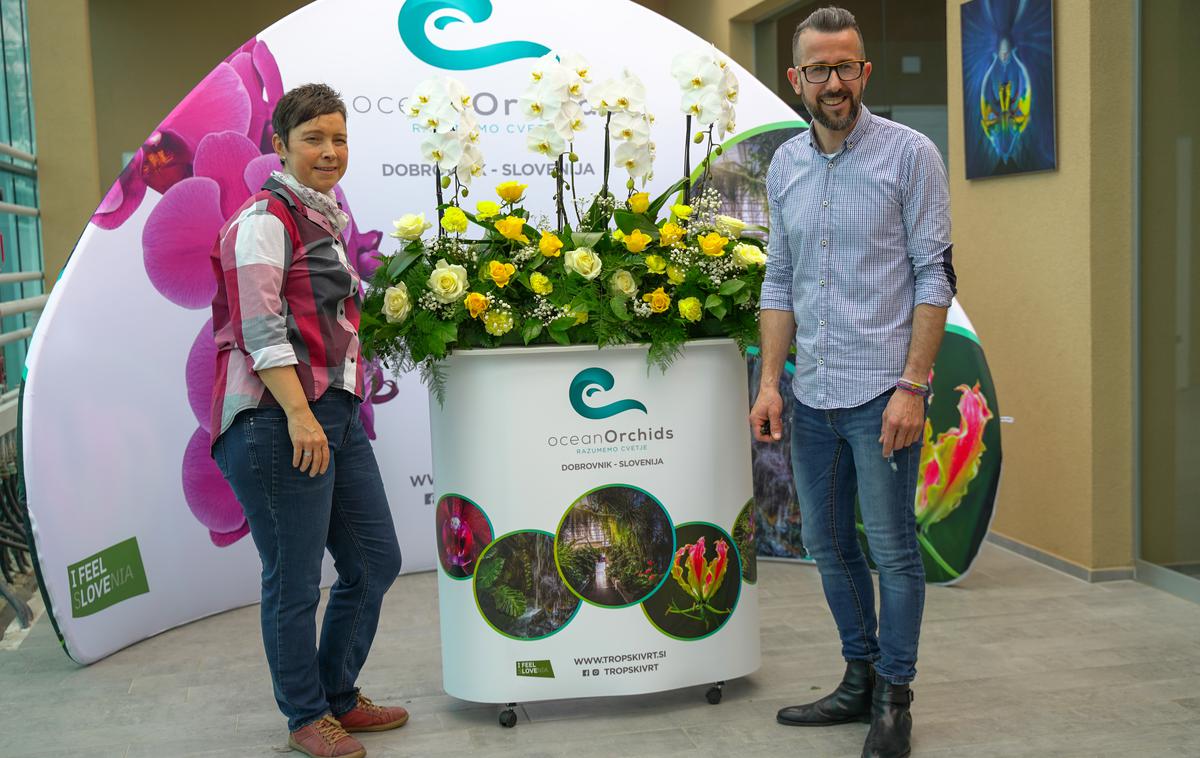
[559,52,592,83]
[611,111,651,144]
[670,50,723,92]
[716,100,737,139]
[527,123,567,158]
[682,86,724,126]
[614,140,653,179]
[444,77,473,113]
[420,131,463,171]
[554,100,587,140]
[721,66,739,104]
[456,142,485,186]
[518,78,568,122]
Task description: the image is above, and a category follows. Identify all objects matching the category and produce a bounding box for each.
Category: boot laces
[313,715,351,745]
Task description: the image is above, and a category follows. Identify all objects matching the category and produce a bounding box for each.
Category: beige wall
[947,0,1134,570]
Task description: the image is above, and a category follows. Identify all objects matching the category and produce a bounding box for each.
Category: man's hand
[750,386,784,443]
[879,391,925,457]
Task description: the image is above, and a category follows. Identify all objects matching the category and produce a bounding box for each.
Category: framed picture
[961,0,1057,179]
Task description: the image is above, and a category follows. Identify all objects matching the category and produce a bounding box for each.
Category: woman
[210,83,406,758]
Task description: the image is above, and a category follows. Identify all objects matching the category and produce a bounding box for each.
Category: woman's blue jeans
[213,390,402,731]
[790,389,925,685]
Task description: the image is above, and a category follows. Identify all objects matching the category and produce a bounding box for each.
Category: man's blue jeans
[790,389,925,684]
[214,390,402,731]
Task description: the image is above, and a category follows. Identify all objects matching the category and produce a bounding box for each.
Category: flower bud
[460,187,469,197]
[626,178,635,190]
[568,152,579,162]
[440,175,452,189]
[714,145,724,156]
[693,132,705,144]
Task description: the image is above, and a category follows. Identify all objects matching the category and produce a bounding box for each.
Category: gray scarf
[273,170,350,235]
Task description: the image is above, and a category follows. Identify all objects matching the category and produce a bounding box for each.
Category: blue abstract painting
[961,0,1056,179]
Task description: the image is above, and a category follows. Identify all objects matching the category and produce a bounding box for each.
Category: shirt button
[827,162,834,169]
[822,200,829,207]
[819,319,826,326]
[818,358,824,366]
[819,279,826,286]
[820,239,827,247]
[350,357,356,363]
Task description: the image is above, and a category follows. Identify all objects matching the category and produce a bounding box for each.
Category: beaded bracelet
[896,379,930,398]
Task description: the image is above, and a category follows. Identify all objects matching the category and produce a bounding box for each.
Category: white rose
[390,213,432,241]
[715,214,747,237]
[609,269,637,298]
[381,283,412,324]
[732,242,767,268]
[427,258,469,303]
[564,247,602,280]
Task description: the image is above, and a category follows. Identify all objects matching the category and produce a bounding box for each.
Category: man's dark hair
[792,6,865,63]
[271,83,347,146]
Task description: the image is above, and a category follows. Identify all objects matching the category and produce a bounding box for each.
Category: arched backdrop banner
[21,0,804,664]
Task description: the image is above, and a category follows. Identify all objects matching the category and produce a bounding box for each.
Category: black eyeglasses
[796,60,867,84]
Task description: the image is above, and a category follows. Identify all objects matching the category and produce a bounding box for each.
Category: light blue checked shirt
[760,106,957,410]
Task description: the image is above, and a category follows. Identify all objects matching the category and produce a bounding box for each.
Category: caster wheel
[705,685,723,704]
[499,709,517,728]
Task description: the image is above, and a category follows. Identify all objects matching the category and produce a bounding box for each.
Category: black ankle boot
[777,660,874,726]
[861,677,913,758]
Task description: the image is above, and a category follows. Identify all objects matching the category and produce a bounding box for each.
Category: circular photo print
[473,531,580,640]
[642,522,742,640]
[732,499,758,584]
[555,485,674,608]
[435,494,493,579]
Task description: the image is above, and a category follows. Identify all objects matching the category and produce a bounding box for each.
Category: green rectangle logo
[68,537,150,618]
[515,659,555,678]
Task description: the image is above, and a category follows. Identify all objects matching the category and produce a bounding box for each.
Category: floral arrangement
[360,49,764,387]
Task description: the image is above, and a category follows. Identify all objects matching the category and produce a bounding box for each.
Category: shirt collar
[804,104,873,155]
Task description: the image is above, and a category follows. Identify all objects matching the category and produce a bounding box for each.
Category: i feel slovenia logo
[569,368,648,420]
[398,0,550,70]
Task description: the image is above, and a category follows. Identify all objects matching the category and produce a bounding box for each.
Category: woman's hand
[288,409,329,477]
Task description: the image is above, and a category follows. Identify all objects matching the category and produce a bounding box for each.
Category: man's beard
[802,88,861,132]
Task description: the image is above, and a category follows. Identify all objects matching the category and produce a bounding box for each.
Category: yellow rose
[642,286,671,314]
[628,192,650,214]
[658,222,684,247]
[464,292,489,319]
[671,203,692,220]
[495,181,527,204]
[475,200,501,219]
[440,206,468,234]
[381,283,411,324]
[495,215,530,244]
[609,269,637,298]
[732,241,768,268]
[572,308,590,325]
[645,254,667,274]
[487,260,517,288]
[530,272,554,295]
[427,258,469,303]
[666,264,687,285]
[698,232,729,256]
[539,231,564,257]
[714,214,747,237]
[390,213,432,241]
[483,310,514,336]
[678,296,702,322]
[564,247,602,280]
[623,229,652,254]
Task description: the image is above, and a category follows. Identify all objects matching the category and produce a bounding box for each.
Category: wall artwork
[961,0,1056,179]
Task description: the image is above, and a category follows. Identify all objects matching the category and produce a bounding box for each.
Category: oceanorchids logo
[569,368,647,420]
[399,0,551,70]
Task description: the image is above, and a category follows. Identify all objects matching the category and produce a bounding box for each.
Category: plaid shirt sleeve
[902,135,957,308]
[219,204,298,371]
[760,149,795,312]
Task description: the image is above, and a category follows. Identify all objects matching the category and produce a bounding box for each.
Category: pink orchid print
[668,537,732,628]
[100,38,394,548]
[436,496,493,577]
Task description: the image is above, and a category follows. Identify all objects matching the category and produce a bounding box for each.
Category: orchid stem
[555,154,565,234]
[601,113,612,200]
[682,114,692,204]
[569,141,583,227]
[434,166,445,238]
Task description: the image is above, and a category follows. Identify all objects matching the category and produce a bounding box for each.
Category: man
[749,7,956,758]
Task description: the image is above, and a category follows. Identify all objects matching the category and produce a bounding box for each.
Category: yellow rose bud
[666,264,687,285]
[487,260,517,288]
[464,292,489,319]
[440,206,468,234]
[698,232,730,256]
[610,229,626,243]
[572,308,589,325]
[645,254,667,274]
[495,215,530,244]
[671,203,693,220]
[678,296,702,322]
[483,309,515,336]
[623,229,652,254]
[658,222,684,247]
[475,200,501,219]
[642,286,671,314]
[530,272,554,295]
[628,192,650,214]
[495,181,527,204]
[539,231,564,257]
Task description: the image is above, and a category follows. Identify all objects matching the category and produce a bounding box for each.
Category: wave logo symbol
[569,368,648,420]
[399,0,551,70]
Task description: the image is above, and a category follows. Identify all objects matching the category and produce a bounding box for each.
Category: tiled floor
[2,543,1199,757]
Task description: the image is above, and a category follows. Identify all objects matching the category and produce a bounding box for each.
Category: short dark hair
[792,6,865,63]
[271,83,347,146]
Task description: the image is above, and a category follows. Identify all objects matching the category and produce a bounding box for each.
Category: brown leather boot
[777,660,874,726]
